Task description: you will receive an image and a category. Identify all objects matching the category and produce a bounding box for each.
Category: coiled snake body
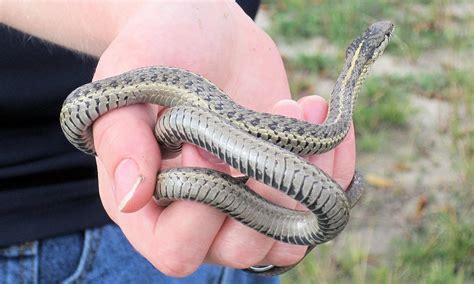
[60,21,394,275]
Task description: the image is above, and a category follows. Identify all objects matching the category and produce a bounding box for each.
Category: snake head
[345,21,394,64]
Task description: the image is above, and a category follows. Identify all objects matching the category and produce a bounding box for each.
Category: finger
[98,155,203,278]
[96,156,163,261]
[96,157,119,223]
[98,141,228,277]
[264,96,338,265]
[151,144,230,276]
[299,95,335,177]
[93,104,161,213]
[333,122,356,190]
[207,99,306,268]
[263,98,329,266]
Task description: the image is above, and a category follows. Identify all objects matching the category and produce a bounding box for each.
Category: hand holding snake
[61,3,393,276]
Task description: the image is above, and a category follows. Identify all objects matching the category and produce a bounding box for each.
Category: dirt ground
[256,10,471,257]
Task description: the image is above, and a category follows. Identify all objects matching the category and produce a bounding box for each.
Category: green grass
[281,200,474,283]
[279,67,474,282]
[396,209,474,283]
[378,69,474,283]
[285,53,472,154]
[446,68,474,189]
[282,240,374,284]
[264,0,395,44]
[264,1,474,282]
[285,52,414,152]
[263,0,473,57]
[283,53,342,100]
[354,75,414,151]
[281,71,474,281]
[285,53,340,78]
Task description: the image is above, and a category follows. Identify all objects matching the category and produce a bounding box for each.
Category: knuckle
[151,252,200,277]
[213,240,269,269]
[266,245,306,267]
[334,167,356,189]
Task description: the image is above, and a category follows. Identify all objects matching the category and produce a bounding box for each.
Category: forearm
[0,1,145,56]
[1,1,283,109]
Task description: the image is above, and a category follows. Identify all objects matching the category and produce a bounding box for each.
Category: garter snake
[60,21,394,275]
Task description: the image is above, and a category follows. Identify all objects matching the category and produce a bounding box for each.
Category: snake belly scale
[60,21,394,275]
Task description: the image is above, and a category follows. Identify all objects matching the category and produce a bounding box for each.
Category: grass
[285,50,472,155]
[281,198,474,283]
[446,68,474,189]
[392,68,474,283]
[262,0,474,283]
[284,53,341,78]
[353,75,413,152]
[396,208,474,283]
[281,240,374,284]
[263,0,473,57]
[283,53,342,100]
[285,54,414,152]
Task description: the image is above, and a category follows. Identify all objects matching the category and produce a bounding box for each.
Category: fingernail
[114,158,144,212]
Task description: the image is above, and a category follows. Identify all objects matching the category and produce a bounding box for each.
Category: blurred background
[257,1,473,283]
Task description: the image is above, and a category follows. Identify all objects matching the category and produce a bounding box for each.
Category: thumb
[93,103,161,213]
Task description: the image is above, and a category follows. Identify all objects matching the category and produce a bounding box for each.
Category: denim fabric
[0,241,38,284]
[0,224,279,284]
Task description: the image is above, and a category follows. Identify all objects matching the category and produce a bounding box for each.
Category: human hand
[92,2,355,277]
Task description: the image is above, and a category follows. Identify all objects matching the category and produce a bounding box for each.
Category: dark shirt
[0,1,260,246]
[0,25,106,246]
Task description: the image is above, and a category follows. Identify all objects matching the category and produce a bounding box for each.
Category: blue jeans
[0,224,279,283]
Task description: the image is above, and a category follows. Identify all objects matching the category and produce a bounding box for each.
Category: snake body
[60,21,393,275]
